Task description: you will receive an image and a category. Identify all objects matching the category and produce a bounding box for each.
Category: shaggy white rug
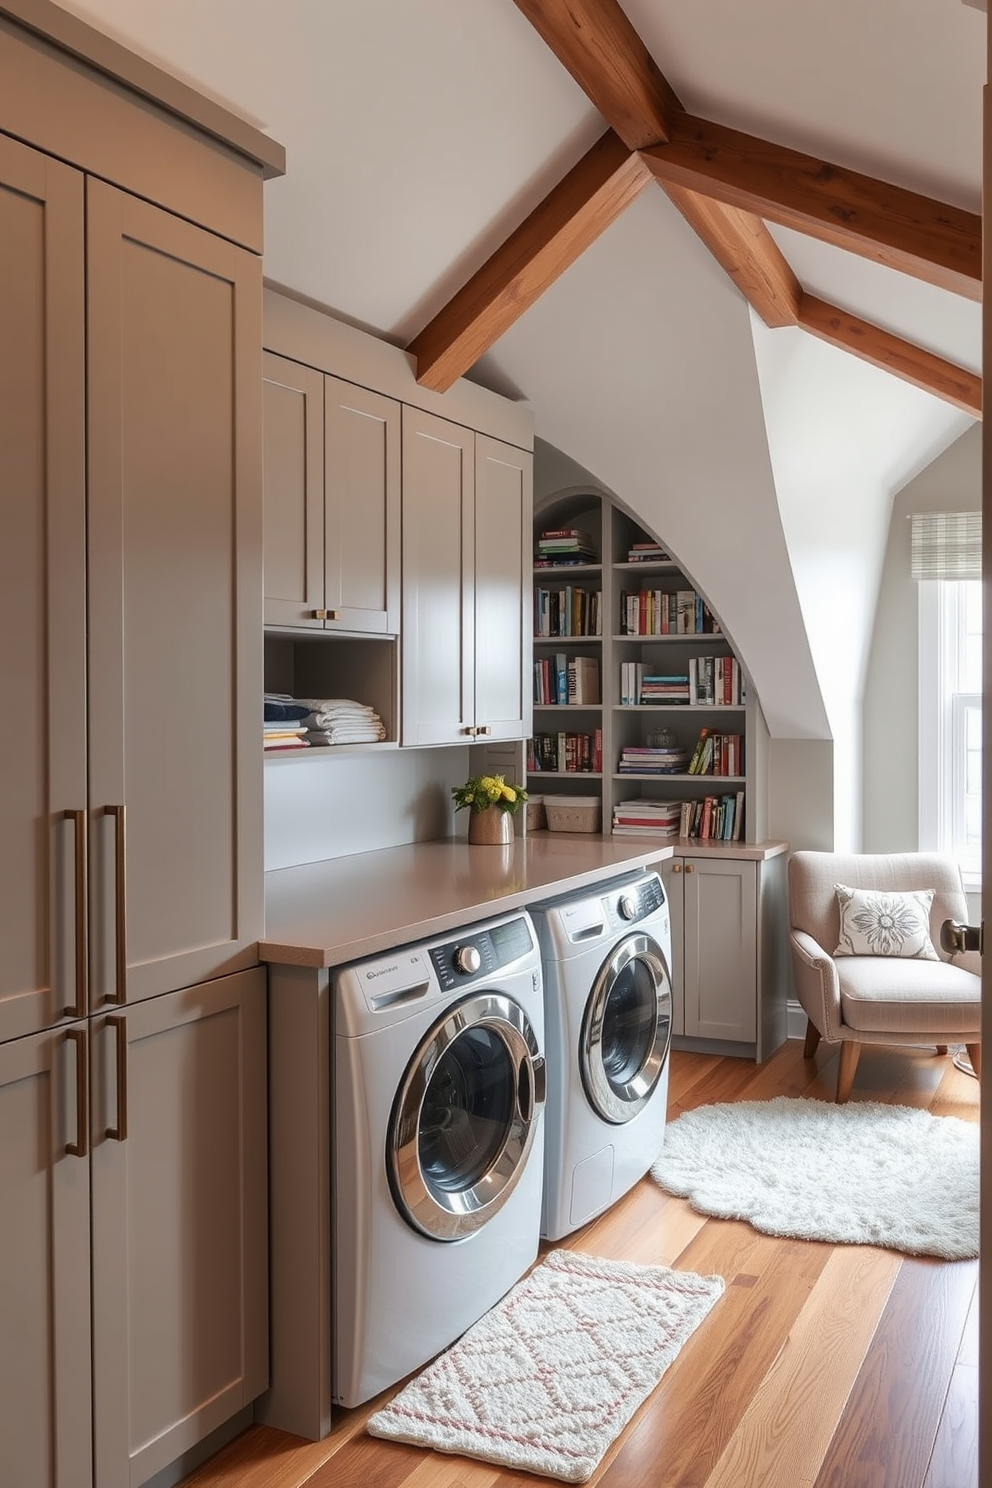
[651,1097,979,1260]
[366,1249,724,1483]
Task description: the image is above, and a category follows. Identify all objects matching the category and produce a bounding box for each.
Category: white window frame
[918,578,982,888]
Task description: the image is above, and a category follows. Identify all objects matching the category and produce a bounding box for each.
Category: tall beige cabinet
[0,9,282,1486]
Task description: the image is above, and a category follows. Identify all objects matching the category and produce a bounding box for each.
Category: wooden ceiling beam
[408,130,652,392]
[511,0,681,149]
[797,294,981,417]
[642,114,982,302]
[511,0,820,330]
[662,185,800,327]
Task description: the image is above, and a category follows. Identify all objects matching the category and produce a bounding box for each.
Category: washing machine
[531,870,673,1241]
[332,908,546,1407]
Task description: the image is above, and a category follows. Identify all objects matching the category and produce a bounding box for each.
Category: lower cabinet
[0,968,268,1488]
[661,849,787,1059]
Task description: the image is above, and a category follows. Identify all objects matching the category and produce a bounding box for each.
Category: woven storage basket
[544,795,600,833]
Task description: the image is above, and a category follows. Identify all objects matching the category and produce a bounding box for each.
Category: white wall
[862,422,981,854]
[748,316,972,850]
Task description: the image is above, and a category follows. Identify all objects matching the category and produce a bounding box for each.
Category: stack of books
[619,662,690,706]
[529,730,602,773]
[612,799,681,836]
[534,654,601,706]
[534,586,602,637]
[626,540,671,563]
[679,793,745,841]
[686,728,745,776]
[617,744,689,775]
[535,528,597,566]
[688,656,742,705]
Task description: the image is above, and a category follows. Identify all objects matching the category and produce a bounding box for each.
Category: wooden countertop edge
[259,835,789,969]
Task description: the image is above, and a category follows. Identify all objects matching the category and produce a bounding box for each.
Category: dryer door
[581,933,672,1124]
[387,991,546,1241]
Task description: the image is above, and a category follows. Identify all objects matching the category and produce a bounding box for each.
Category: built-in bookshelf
[527,494,760,843]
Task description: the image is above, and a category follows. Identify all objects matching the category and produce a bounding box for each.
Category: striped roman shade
[910,511,982,580]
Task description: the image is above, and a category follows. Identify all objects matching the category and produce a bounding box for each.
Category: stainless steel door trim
[580,932,673,1125]
[387,991,544,1242]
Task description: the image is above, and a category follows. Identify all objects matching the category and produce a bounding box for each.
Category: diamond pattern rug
[366,1249,724,1483]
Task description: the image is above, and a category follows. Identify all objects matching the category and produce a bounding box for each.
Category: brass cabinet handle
[671,863,682,874]
[685,864,695,874]
[476,725,493,737]
[63,808,88,1018]
[65,1026,89,1158]
[105,805,127,1004]
[106,1015,128,1142]
[310,608,340,621]
[462,726,478,736]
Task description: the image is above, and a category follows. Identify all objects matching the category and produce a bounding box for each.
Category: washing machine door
[580,932,672,1124]
[387,991,546,1241]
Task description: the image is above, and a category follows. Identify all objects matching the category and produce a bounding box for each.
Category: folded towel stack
[298,697,387,746]
[263,693,312,751]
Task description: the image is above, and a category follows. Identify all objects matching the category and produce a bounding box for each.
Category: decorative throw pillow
[834,884,939,959]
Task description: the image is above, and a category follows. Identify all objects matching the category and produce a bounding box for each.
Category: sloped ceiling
[57,0,984,744]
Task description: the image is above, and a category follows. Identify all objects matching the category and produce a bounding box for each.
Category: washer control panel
[606,872,666,930]
[430,914,534,991]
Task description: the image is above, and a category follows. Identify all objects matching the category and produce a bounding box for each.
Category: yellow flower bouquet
[451,773,528,815]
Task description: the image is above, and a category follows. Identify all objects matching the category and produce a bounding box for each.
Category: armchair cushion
[837,956,981,1035]
[834,884,938,961]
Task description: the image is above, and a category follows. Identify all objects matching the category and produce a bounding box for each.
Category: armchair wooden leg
[836,1042,860,1104]
[966,1044,981,1079]
[935,1045,948,1055]
[803,1020,821,1059]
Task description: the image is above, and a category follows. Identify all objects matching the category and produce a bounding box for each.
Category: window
[918,578,982,884]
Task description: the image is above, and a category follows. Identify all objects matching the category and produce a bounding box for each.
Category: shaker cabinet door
[474,435,532,741]
[86,180,263,1006]
[324,375,401,634]
[682,857,757,1043]
[263,350,326,630]
[0,1026,93,1487]
[0,134,87,1043]
[401,407,475,745]
[90,969,268,1488]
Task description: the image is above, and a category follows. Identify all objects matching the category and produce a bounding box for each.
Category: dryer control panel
[430,914,534,991]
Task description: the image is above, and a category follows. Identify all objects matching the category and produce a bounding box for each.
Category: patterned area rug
[366,1249,724,1483]
[652,1097,979,1260]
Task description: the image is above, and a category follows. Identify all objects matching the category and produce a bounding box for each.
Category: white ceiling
[58,0,984,744]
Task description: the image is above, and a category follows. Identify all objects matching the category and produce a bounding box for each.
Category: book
[686,727,711,774]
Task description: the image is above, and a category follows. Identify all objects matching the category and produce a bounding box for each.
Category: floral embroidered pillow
[834,885,939,960]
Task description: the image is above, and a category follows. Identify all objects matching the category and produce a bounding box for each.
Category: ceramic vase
[467,805,515,846]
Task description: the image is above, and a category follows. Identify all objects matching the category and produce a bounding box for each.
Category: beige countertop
[260,833,788,969]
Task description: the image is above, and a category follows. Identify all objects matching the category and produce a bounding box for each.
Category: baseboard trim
[786,999,807,1041]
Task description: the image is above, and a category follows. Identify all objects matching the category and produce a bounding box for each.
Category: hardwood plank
[511,0,680,150]
[923,1363,979,1488]
[704,1246,900,1487]
[798,294,982,416]
[177,1425,338,1488]
[601,1229,832,1487]
[641,114,982,301]
[813,1258,978,1488]
[408,130,651,391]
[661,185,801,327]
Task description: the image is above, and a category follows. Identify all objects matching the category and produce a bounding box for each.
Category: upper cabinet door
[474,436,532,742]
[262,351,325,630]
[323,376,400,635]
[401,407,475,746]
[85,180,263,1007]
[0,134,87,1043]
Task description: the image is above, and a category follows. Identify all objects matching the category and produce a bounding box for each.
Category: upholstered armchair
[788,851,982,1103]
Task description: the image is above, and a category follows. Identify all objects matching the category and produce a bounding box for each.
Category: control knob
[454,944,481,975]
[617,893,638,922]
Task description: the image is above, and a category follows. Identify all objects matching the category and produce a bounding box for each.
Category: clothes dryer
[332,909,546,1407]
[531,870,673,1241]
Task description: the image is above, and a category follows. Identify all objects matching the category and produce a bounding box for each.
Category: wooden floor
[181,1039,980,1488]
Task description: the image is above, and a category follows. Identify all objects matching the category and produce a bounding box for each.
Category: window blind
[910,511,982,580]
